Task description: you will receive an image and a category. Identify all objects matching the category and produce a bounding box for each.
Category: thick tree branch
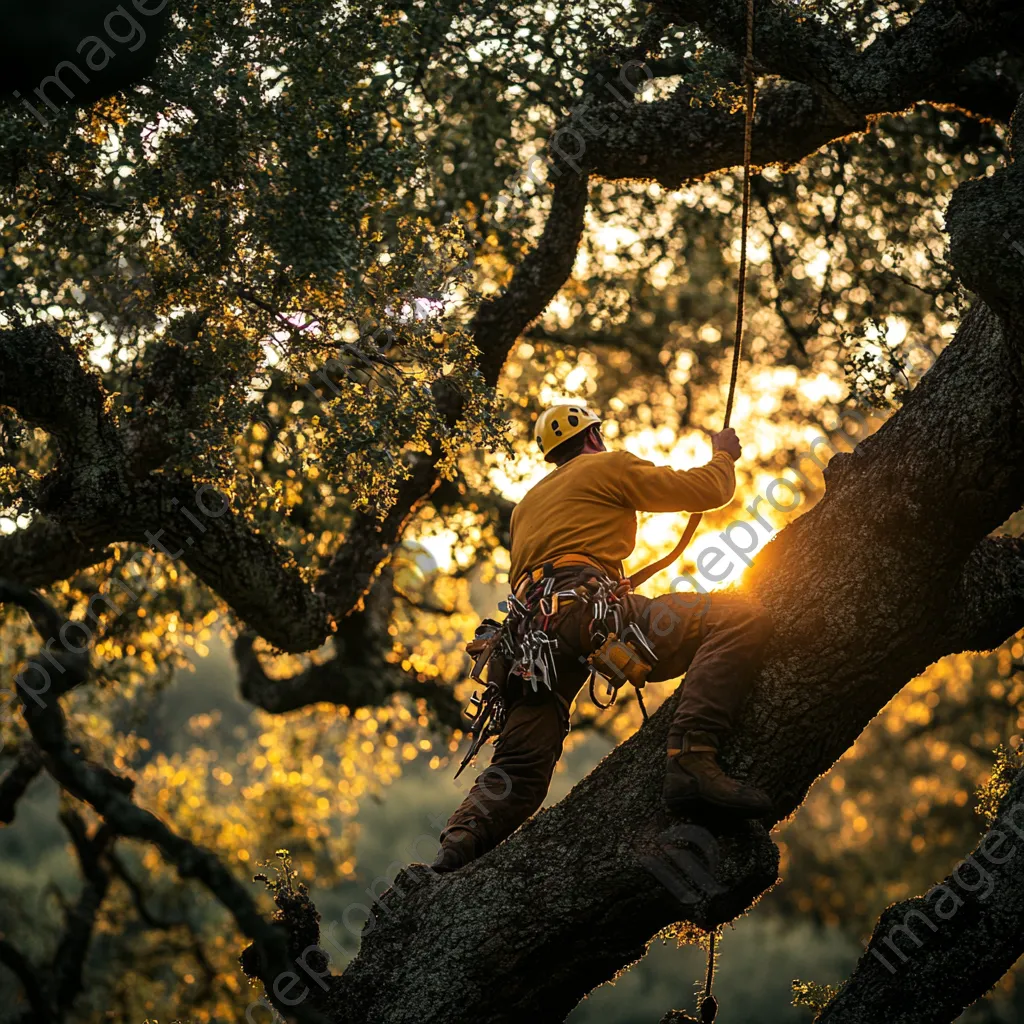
[930,55,1024,124]
[941,536,1024,655]
[667,0,1022,116]
[0,517,113,591]
[0,325,109,453]
[234,633,465,731]
[584,2,1023,188]
[585,79,857,185]
[0,746,42,825]
[1,483,329,655]
[947,93,1024,320]
[818,764,1024,1024]
[52,810,114,1017]
[234,566,465,727]
[111,479,330,653]
[666,0,860,108]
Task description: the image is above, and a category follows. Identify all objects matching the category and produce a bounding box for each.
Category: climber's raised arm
[614,429,740,514]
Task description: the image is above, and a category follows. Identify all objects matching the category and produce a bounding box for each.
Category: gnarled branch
[818,763,1024,1023]
[0,746,42,825]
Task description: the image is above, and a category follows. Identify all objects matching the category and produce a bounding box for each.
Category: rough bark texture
[584,0,1024,186]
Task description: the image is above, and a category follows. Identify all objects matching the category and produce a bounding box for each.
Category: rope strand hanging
[627,0,758,591]
[724,0,758,430]
[653,5,756,1022]
[699,929,718,1023]
[658,929,721,1024]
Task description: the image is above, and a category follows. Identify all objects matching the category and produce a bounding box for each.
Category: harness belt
[513,553,615,598]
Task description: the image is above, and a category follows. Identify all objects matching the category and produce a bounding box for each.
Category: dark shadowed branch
[0,746,42,825]
[234,567,466,730]
[584,0,1023,187]
[818,762,1024,1024]
[0,809,112,1023]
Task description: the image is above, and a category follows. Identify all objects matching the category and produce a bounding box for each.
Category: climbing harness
[455,561,661,776]
[628,0,759,592]
[455,564,589,777]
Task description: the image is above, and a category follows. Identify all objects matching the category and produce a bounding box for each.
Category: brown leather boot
[664,731,772,818]
[430,827,481,873]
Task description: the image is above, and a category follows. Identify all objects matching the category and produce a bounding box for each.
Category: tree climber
[432,405,774,873]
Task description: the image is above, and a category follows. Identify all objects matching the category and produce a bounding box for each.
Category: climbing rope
[627,0,758,591]
[724,0,758,430]
[699,929,718,1022]
[655,8,756,1022]
[659,930,719,1024]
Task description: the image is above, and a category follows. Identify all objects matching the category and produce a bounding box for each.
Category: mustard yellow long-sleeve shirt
[509,449,736,584]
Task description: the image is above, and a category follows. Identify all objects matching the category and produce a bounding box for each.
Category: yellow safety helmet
[535,404,601,461]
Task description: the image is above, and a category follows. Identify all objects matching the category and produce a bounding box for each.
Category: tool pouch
[587,632,652,689]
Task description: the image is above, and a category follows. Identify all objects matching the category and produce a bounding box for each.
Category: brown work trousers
[442,587,773,854]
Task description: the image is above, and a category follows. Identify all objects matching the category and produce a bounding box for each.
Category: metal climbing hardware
[456,618,512,778]
[455,565,585,776]
[455,679,507,779]
[465,617,504,683]
[588,632,652,690]
[583,577,658,718]
[455,559,660,773]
